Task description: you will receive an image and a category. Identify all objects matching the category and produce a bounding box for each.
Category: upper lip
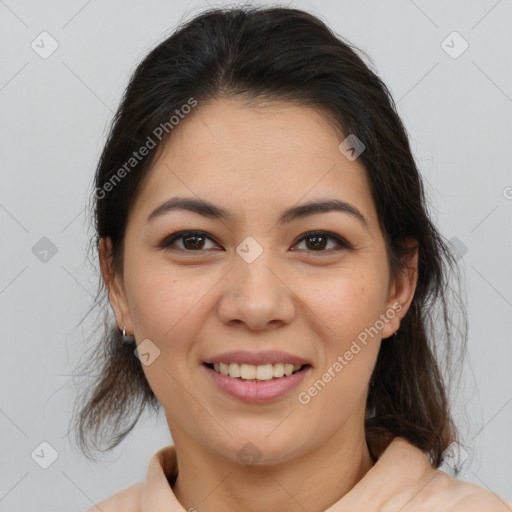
[204,350,312,367]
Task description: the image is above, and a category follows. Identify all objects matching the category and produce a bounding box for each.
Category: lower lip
[202,364,312,403]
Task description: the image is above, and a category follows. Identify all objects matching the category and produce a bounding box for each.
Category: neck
[170,425,375,512]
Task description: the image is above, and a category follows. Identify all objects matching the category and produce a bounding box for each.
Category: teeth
[212,362,302,380]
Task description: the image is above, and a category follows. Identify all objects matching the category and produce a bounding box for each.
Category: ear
[98,237,134,335]
[380,238,419,339]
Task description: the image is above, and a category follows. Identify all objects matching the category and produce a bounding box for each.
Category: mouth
[202,362,312,382]
[201,361,313,403]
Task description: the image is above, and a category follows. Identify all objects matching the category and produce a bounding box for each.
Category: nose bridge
[233,244,283,300]
[217,240,295,328]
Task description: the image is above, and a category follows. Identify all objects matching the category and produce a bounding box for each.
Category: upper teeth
[213,362,302,380]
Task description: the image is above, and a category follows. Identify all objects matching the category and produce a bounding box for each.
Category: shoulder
[85,481,143,512]
[416,468,512,511]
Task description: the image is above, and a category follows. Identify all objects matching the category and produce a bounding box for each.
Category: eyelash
[158,230,352,254]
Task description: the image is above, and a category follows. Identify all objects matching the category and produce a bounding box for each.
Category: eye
[158,230,220,251]
[292,231,351,252]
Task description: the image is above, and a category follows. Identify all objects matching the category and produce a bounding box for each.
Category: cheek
[297,266,386,397]
[132,285,184,338]
[124,256,212,343]
[124,265,212,411]
[299,265,388,344]
[296,272,384,426]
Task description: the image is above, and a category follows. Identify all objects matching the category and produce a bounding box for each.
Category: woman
[73,5,512,511]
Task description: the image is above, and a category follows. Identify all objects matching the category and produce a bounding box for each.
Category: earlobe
[381,239,419,339]
[98,237,133,334]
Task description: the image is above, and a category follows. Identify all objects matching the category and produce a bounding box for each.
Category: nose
[216,252,296,331]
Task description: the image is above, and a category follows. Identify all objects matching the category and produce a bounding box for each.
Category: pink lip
[202,363,312,403]
[204,350,312,367]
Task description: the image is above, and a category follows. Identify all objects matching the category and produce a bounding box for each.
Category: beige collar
[140,436,439,511]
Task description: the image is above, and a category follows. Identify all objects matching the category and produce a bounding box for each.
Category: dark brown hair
[70,4,467,469]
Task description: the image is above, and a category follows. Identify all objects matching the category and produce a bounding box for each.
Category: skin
[100,97,418,512]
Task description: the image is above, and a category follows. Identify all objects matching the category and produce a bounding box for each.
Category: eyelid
[158,230,352,252]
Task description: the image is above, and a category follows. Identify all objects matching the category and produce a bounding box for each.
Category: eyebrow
[146,196,369,231]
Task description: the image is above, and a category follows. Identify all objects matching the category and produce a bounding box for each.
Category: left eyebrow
[146,196,369,232]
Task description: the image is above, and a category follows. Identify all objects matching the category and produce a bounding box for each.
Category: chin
[209,430,308,467]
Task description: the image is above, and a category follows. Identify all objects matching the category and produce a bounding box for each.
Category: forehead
[163,98,349,167]
[131,98,377,230]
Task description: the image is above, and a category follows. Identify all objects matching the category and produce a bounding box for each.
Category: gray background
[1,0,511,510]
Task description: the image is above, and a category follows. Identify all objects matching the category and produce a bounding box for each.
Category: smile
[202,362,312,403]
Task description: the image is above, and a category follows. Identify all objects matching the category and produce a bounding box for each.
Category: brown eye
[182,234,206,250]
[159,231,219,251]
[293,231,351,252]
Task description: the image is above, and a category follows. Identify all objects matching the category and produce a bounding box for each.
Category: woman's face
[102,98,417,464]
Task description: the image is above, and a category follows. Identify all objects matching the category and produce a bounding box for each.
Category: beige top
[86,436,512,511]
